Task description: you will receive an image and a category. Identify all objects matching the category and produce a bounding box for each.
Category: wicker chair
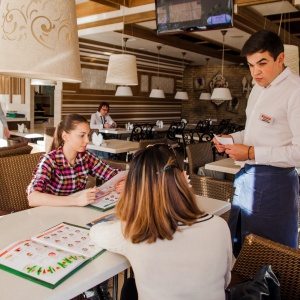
[186,142,235,203]
[0,152,44,212]
[232,234,300,300]
[0,144,33,158]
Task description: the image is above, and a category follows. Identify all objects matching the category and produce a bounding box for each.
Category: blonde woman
[91,144,232,300]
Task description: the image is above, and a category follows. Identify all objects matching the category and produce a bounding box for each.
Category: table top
[10,129,44,139]
[205,158,241,175]
[87,139,139,154]
[0,195,230,299]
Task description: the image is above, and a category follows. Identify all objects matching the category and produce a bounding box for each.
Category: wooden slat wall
[61,38,185,125]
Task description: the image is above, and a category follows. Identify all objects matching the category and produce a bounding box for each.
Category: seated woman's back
[90,143,232,300]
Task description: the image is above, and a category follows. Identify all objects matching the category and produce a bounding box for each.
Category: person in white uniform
[90,101,116,130]
[90,143,232,300]
[0,104,10,138]
[213,30,300,257]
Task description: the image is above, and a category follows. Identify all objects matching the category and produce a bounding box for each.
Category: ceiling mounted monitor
[155,0,234,35]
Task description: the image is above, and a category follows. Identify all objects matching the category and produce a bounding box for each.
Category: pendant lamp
[115,86,133,96]
[106,14,138,87]
[175,52,189,100]
[150,46,165,98]
[0,0,82,83]
[211,30,232,105]
[199,58,211,100]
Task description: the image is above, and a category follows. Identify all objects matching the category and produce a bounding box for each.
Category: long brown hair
[51,114,89,151]
[116,144,204,244]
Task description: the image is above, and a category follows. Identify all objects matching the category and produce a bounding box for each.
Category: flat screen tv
[155,0,234,35]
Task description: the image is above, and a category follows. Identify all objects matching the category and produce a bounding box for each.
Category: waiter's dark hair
[98,102,110,112]
[241,30,284,61]
[51,114,89,151]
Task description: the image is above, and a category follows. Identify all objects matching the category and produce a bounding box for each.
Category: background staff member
[213,30,300,257]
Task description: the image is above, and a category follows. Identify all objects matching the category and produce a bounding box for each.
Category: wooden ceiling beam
[89,0,120,9]
[121,24,244,64]
[234,0,292,6]
[77,11,155,30]
[234,6,300,47]
[76,2,117,18]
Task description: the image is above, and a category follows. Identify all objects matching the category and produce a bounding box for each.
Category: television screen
[155,0,234,35]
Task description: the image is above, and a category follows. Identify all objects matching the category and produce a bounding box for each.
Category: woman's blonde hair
[116,144,204,244]
[51,114,89,151]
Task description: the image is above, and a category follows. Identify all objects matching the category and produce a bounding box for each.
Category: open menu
[70,170,128,212]
[0,222,104,289]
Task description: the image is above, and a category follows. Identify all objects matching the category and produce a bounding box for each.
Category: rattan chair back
[0,145,33,158]
[233,234,300,300]
[186,143,235,208]
[0,152,44,212]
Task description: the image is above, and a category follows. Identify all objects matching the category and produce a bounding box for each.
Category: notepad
[213,134,233,145]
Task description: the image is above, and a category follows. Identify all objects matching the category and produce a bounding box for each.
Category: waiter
[213,30,300,257]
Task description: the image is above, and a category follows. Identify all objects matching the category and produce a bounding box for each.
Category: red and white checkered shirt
[27,147,119,196]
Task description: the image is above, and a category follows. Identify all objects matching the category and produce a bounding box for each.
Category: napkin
[17,123,24,133]
[92,132,103,146]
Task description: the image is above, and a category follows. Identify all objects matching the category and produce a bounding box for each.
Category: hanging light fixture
[113,38,134,96]
[211,30,232,105]
[105,2,138,87]
[150,46,165,98]
[0,0,82,83]
[199,58,211,100]
[175,52,188,100]
[31,79,57,86]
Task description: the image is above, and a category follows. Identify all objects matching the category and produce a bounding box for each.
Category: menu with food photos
[0,222,104,289]
[70,170,128,212]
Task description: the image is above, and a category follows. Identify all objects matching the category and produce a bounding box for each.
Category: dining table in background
[0,195,231,300]
[205,157,242,175]
[10,129,44,143]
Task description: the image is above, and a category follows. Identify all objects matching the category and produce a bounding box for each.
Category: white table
[87,139,139,154]
[10,129,44,139]
[0,195,230,300]
[98,125,169,136]
[205,158,241,175]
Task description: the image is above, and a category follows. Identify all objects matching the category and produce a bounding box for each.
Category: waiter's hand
[212,134,232,153]
[224,144,252,161]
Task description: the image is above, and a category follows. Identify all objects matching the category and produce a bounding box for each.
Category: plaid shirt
[27,148,119,196]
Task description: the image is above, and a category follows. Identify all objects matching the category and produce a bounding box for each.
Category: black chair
[129,123,155,142]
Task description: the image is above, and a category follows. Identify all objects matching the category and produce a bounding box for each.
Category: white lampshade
[31,79,57,86]
[106,54,138,86]
[175,91,189,100]
[0,0,82,83]
[115,86,133,96]
[211,88,232,100]
[284,44,299,76]
[199,92,212,100]
[149,89,165,98]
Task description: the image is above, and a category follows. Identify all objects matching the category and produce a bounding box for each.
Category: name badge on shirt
[259,113,273,125]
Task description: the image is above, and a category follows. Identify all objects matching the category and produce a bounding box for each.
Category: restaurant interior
[0,0,300,299]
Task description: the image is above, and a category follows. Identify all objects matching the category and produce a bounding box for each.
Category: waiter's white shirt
[231,67,300,168]
[90,111,116,130]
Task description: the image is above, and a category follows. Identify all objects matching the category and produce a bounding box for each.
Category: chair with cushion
[231,233,300,300]
[0,152,44,212]
[186,142,235,219]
